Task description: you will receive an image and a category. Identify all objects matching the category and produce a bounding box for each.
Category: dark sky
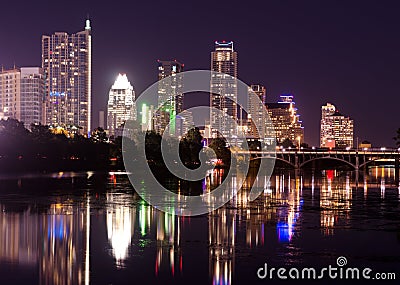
[1,0,399,146]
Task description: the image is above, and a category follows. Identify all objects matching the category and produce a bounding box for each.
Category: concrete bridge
[238,149,400,170]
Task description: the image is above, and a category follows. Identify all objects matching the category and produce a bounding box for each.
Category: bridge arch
[250,156,296,168]
[299,157,356,169]
[359,158,394,169]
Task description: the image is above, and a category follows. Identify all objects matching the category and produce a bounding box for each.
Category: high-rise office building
[176,110,194,137]
[265,95,304,145]
[20,68,45,129]
[250,84,267,105]
[210,41,238,139]
[140,103,155,132]
[99,110,105,129]
[0,68,21,121]
[156,60,184,135]
[107,74,136,137]
[0,67,44,129]
[320,103,353,148]
[247,84,267,138]
[42,19,92,136]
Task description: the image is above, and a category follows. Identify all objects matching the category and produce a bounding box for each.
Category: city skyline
[1,1,399,146]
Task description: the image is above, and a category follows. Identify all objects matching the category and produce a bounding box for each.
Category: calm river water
[0,167,399,284]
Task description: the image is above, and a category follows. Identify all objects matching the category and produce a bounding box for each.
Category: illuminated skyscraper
[247,84,267,138]
[210,41,238,139]
[0,67,44,129]
[107,74,136,137]
[156,60,184,135]
[140,103,155,132]
[42,19,92,136]
[250,84,267,105]
[265,95,304,145]
[176,110,194,137]
[320,103,353,148]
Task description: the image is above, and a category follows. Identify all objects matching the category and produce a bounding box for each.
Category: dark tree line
[0,119,232,172]
[0,119,109,172]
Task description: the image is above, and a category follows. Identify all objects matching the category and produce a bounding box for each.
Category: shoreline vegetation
[0,119,232,173]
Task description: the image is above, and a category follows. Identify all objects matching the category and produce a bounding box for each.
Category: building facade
[210,41,238,139]
[107,74,136,137]
[0,68,21,121]
[140,103,155,132]
[176,110,194,137]
[265,95,304,145]
[247,84,267,139]
[320,103,353,148]
[156,60,184,135]
[42,19,92,136]
[0,67,44,129]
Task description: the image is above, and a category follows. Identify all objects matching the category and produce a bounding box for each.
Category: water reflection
[319,170,352,236]
[0,167,399,284]
[0,202,89,285]
[41,203,89,285]
[209,208,235,285]
[106,193,135,268]
[0,207,39,264]
[155,211,182,276]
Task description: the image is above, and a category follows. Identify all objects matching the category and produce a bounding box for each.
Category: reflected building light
[106,193,135,268]
[364,176,368,198]
[209,208,235,285]
[264,176,272,194]
[155,211,182,276]
[0,208,39,265]
[85,194,90,285]
[41,203,87,285]
[320,172,352,236]
[139,203,151,237]
[276,188,302,243]
[311,173,315,198]
[300,176,303,193]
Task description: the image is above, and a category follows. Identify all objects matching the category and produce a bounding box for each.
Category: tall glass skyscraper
[42,20,92,136]
[107,74,136,137]
[210,41,238,139]
[156,60,184,135]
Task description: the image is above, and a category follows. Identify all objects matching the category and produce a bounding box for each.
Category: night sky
[1,0,399,146]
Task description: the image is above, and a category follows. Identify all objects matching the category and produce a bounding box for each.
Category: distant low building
[359,140,371,149]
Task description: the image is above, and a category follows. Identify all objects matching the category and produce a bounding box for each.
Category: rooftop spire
[85,16,91,30]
